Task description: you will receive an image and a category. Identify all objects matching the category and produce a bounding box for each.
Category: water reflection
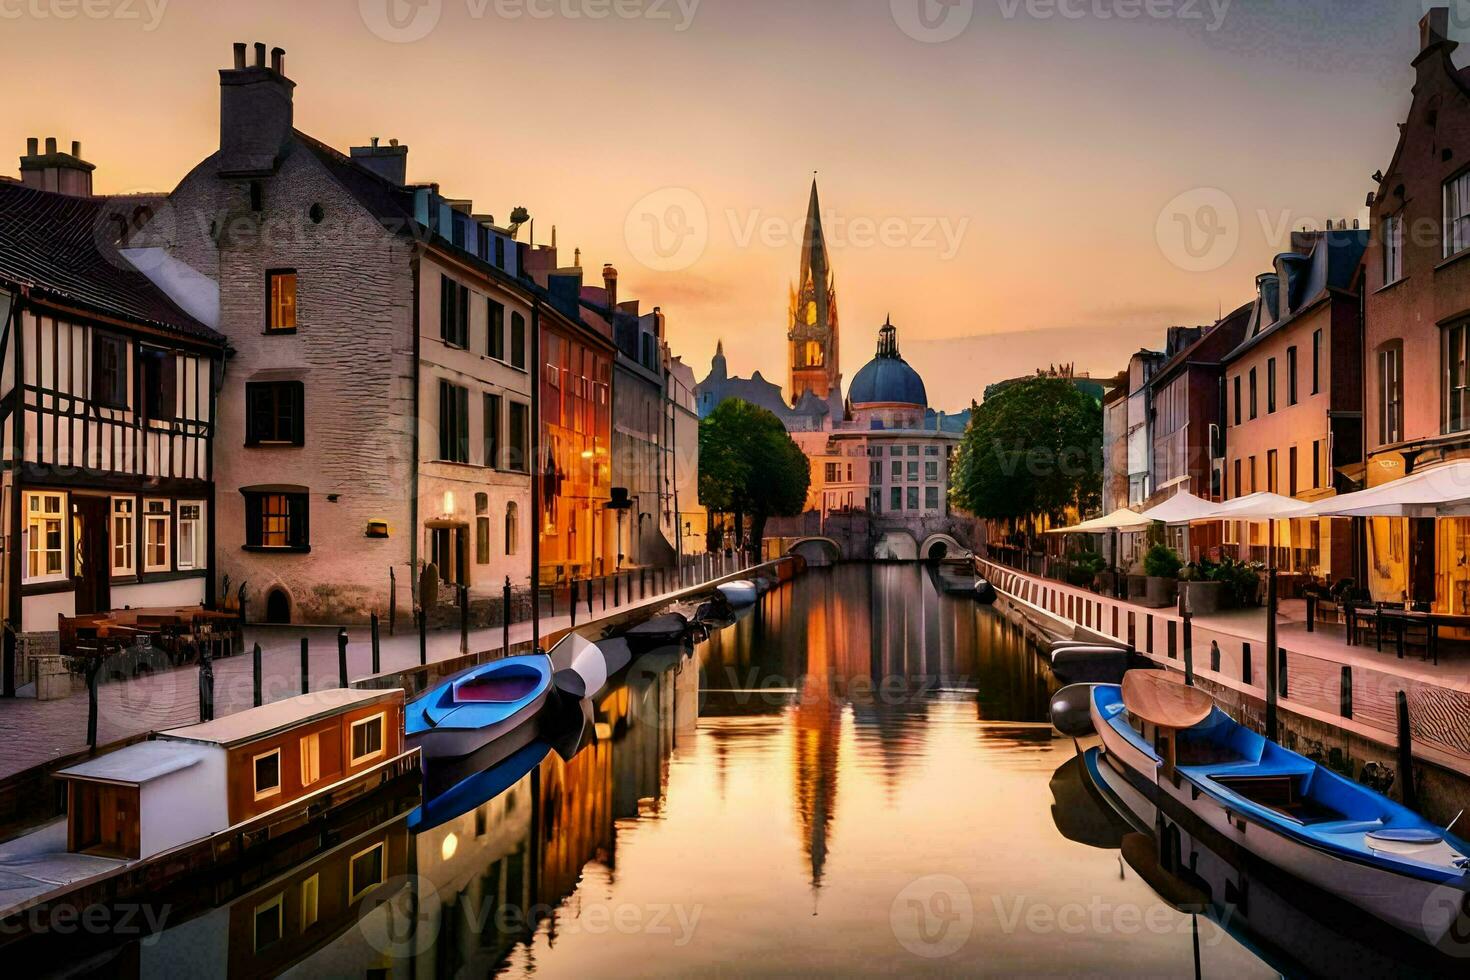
[33,565,1302,977]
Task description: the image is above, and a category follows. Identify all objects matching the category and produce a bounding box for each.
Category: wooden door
[72,495,111,615]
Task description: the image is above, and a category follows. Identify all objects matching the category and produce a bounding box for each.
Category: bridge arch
[873,530,918,562]
[787,536,841,566]
[920,533,966,563]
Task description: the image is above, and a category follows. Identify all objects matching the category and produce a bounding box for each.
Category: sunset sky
[0,0,1441,410]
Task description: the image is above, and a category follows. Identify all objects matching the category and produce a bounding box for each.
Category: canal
[30,565,1443,976]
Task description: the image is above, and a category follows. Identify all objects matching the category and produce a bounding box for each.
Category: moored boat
[405,655,553,767]
[717,580,759,607]
[1087,672,1470,951]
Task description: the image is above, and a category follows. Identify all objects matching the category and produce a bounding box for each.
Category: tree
[699,399,811,554]
[951,377,1102,524]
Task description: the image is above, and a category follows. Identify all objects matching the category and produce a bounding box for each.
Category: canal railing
[978,557,1470,791]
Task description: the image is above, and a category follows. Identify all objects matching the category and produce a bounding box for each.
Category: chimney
[602,263,618,308]
[350,137,409,186]
[218,41,295,178]
[1422,7,1450,53]
[19,136,96,196]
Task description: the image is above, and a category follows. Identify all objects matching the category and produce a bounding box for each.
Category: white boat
[716,580,759,607]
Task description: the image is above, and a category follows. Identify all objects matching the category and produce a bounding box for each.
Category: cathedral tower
[788,178,840,404]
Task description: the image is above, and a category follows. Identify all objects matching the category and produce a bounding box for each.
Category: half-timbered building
[0,161,225,694]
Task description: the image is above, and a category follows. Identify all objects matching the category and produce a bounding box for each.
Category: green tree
[951,377,1102,523]
[699,399,811,554]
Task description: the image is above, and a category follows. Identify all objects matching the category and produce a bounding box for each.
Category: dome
[848,318,927,407]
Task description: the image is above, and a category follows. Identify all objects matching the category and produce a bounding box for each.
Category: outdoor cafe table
[1348,606,1468,666]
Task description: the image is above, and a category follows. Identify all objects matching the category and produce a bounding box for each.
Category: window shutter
[288,493,309,548]
[160,352,178,421]
[244,493,263,547]
[438,381,450,461]
[456,386,469,464]
[290,382,306,446]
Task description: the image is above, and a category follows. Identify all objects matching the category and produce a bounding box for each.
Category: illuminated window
[349,842,386,901]
[177,502,205,571]
[267,270,297,332]
[253,749,281,801]
[350,713,385,765]
[245,491,309,550]
[505,502,519,556]
[26,492,66,582]
[111,497,135,576]
[300,874,319,930]
[300,732,321,786]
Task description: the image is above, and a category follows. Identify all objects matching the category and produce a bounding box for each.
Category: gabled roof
[0,182,223,345]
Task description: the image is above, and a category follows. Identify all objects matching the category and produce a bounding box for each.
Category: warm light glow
[441,833,458,861]
[443,491,455,514]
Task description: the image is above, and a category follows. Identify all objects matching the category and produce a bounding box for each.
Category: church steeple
[788,175,841,406]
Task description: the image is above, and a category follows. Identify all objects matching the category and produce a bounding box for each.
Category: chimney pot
[70,140,80,157]
[44,137,57,154]
[233,42,246,69]
[389,138,398,147]
[254,42,266,68]
[271,47,285,75]
[26,137,37,155]
[370,136,379,148]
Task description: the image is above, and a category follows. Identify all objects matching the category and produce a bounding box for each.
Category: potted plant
[1143,543,1182,607]
[1179,558,1226,615]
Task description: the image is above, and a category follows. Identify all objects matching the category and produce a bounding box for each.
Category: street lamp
[606,487,633,571]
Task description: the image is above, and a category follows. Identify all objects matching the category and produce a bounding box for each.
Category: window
[267,270,297,332]
[906,486,919,510]
[482,393,502,468]
[1288,446,1298,498]
[477,516,491,564]
[141,500,171,573]
[891,460,902,480]
[1311,329,1322,394]
[508,402,529,473]
[244,491,309,550]
[505,501,519,555]
[253,894,284,951]
[1312,441,1322,490]
[26,492,65,582]
[1266,358,1277,414]
[349,842,386,901]
[1266,450,1279,495]
[300,875,320,931]
[253,748,281,801]
[907,445,919,456]
[510,312,527,369]
[1447,325,1470,433]
[91,333,128,408]
[487,300,505,360]
[890,486,902,511]
[925,486,940,510]
[1286,347,1298,406]
[440,275,469,348]
[869,460,881,484]
[1232,375,1241,426]
[1249,368,1258,419]
[350,713,386,765]
[890,446,903,456]
[1233,459,1242,498]
[176,502,204,571]
[1249,456,1258,493]
[824,462,841,482]
[245,381,305,447]
[111,497,135,576]
[139,348,175,421]
[1379,342,1404,444]
[1383,214,1404,282]
[907,461,919,482]
[924,446,939,456]
[925,461,939,481]
[439,381,470,463]
[494,236,506,269]
[300,732,321,786]
[1446,172,1470,257]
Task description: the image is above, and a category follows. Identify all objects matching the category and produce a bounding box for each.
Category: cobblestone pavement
[0,568,732,778]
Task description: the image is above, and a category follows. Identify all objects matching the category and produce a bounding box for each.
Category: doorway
[430,524,469,587]
[265,588,292,624]
[71,496,111,615]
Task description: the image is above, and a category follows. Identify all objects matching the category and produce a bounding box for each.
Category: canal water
[31,565,1442,976]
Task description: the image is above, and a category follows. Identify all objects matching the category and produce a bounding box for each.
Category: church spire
[788,175,841,406]
[799,176,831,296]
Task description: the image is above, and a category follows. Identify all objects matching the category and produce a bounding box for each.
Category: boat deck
[0,819,127,911]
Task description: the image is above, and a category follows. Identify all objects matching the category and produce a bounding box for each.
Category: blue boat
[406,654,553,767]
[1087,675,1470,951]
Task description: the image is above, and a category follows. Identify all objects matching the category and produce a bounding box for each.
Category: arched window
[505,502,519,556]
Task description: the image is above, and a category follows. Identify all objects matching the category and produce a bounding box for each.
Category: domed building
[847,317,928,430]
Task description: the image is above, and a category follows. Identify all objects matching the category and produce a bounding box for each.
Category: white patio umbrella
[1305,460,1470,518]
[1137,491,1219,525]
[1045,509,1152,598]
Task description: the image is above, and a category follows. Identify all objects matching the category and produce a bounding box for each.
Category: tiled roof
[0,182,223,344]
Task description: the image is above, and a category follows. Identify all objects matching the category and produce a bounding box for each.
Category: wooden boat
[405,655,552,766]
[623,613,691,654]
[1088,673,1470,949]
